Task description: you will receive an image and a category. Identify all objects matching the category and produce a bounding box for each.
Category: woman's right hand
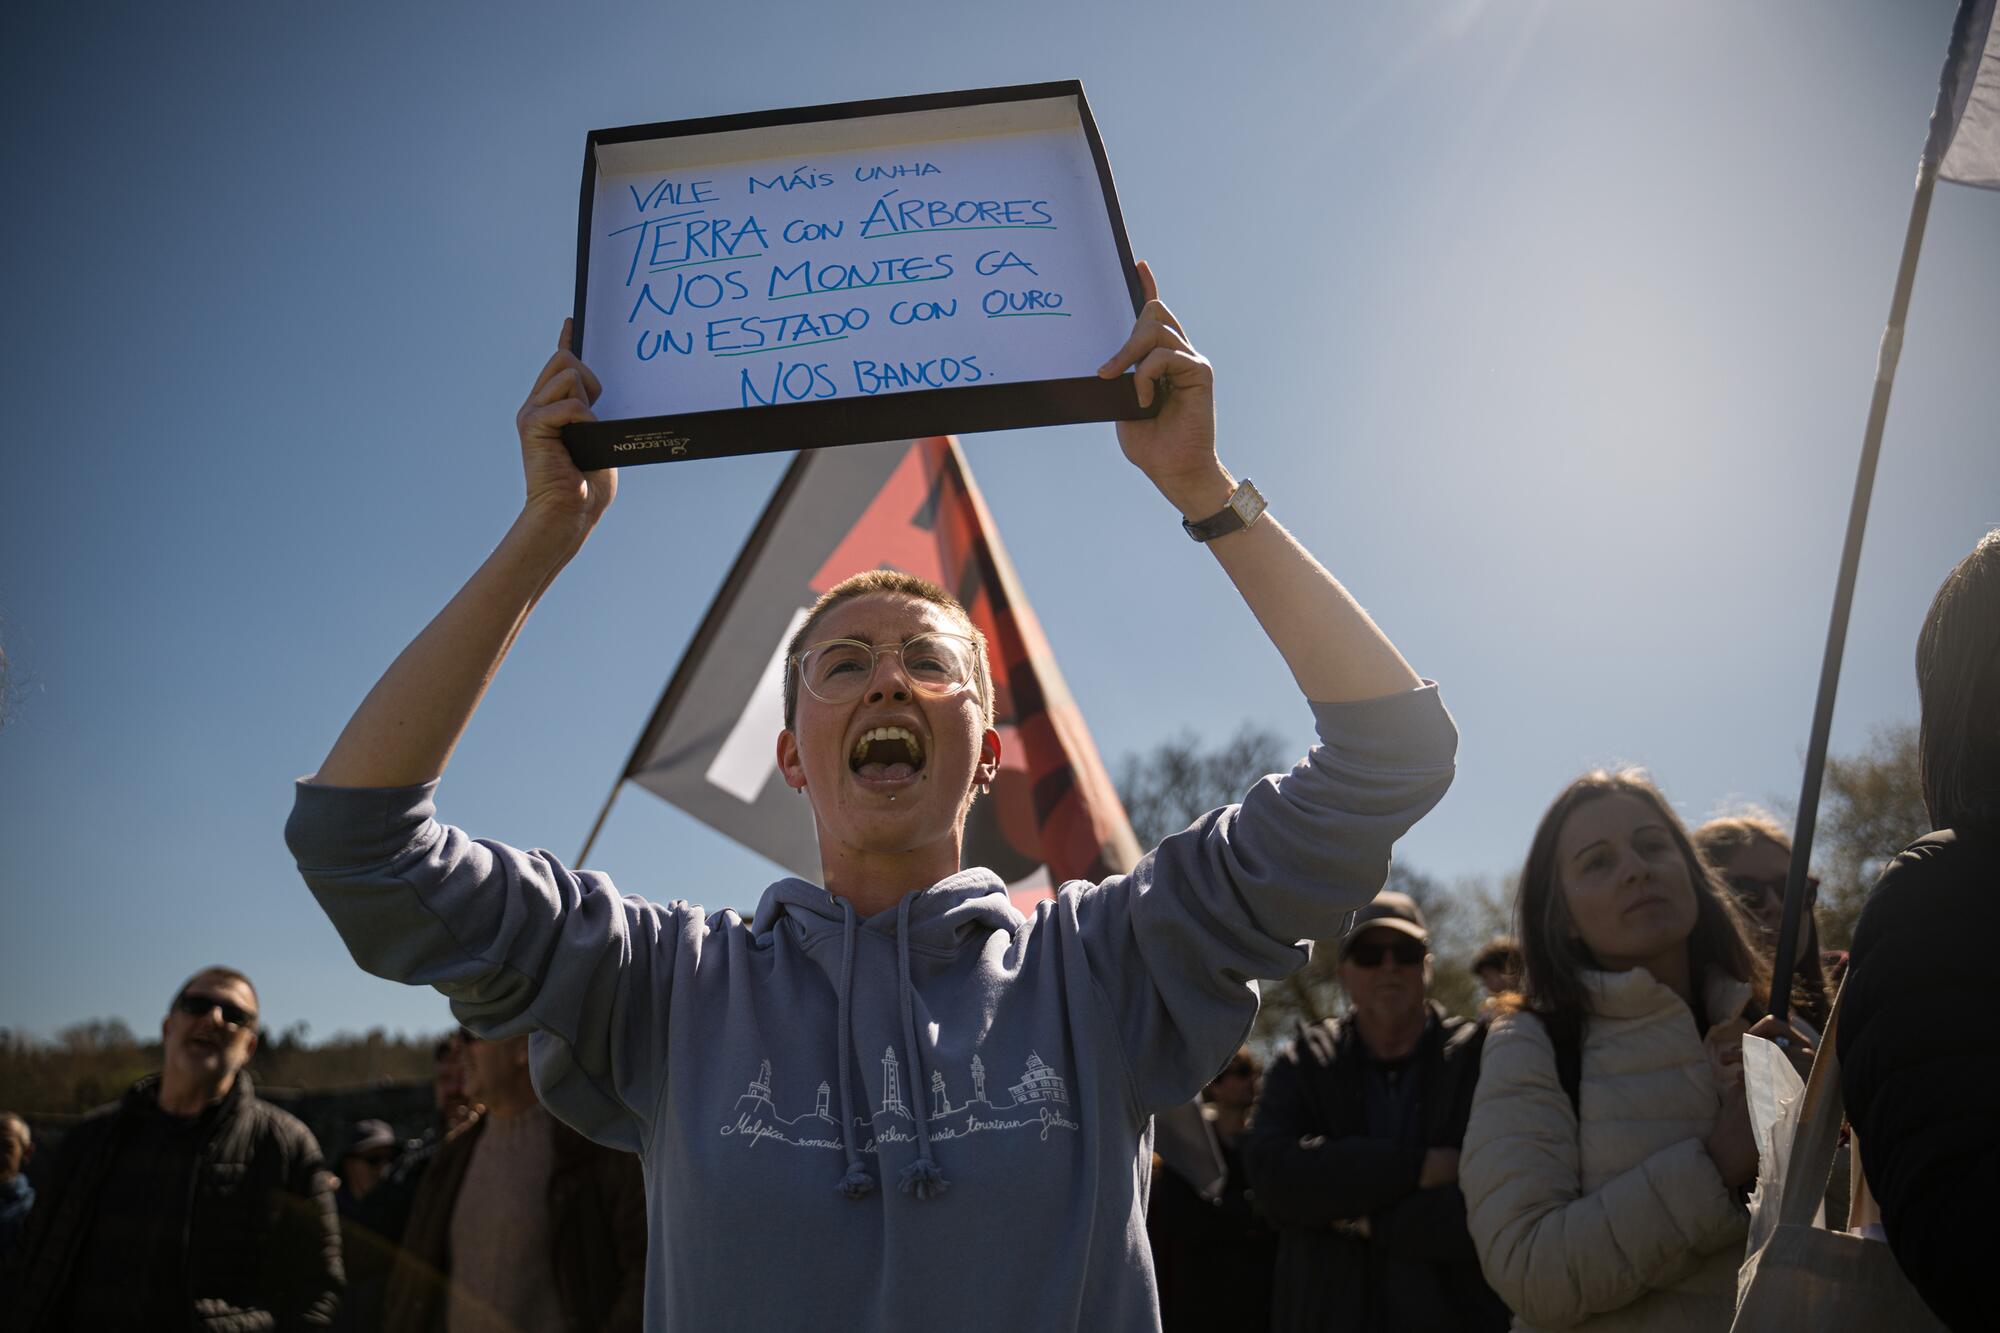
[1703,1080,1759,1189]
[517,318,616,542]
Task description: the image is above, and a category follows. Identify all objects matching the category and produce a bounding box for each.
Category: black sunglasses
[175,992,257,1029]
[1344,936,1428,968]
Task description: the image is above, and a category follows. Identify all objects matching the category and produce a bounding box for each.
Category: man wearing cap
[330,1118,401,1333]
[336,1119,399,1207]
[1244,890,1509,1332]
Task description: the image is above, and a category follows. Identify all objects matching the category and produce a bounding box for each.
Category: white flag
[1940,0,2000,188]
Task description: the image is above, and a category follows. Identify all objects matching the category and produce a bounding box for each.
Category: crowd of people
[1145,527,1997,1333]
[1,977,648,1331]
[2,284,1994,1331]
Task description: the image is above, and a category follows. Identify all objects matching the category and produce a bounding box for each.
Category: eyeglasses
[1343,936,1428,968]
[1218,1061,1255,1079]
[1725,873,1819,913]
[793,632,980,706]
[175,993,257,1030]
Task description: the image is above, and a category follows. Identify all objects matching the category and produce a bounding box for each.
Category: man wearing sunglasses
[11,966,342,1331]
[1245,892,1509,1332]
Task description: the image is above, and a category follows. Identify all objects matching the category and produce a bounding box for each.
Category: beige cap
[1340,889,1430,956]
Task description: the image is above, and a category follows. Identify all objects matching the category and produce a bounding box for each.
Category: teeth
[852,726,923,765]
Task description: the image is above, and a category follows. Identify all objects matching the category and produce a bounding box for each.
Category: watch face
[1230,482,1267,525]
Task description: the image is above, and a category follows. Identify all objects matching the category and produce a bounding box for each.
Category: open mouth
[851,725,926,783]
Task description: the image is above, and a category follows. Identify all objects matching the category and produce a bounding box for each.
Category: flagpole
[575,778,623,867]
[1768,1,1979,1022]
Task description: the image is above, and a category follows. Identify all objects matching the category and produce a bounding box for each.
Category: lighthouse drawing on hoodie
[722,1049,1079,1154]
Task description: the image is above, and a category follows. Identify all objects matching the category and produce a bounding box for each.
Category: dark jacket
[12,1072,342,1332]
[1147,1130,1276,1332]
[1839,826,1998,1333]
[382,1109,646,1333]
[330,1118,454,1331]
[1244,1004,1509,1333]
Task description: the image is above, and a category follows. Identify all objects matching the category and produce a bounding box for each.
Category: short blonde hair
[781,571,994,730]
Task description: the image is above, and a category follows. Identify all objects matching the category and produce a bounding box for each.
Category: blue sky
[3,0,1995,1042]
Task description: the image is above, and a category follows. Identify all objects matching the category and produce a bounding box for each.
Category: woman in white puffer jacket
[1460,770,1812,1332]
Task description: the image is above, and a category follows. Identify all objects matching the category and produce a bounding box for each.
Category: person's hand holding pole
[1746,1014,1817,1081]
[313,321,613,789]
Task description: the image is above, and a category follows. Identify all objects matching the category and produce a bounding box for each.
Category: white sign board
[564,84,1149,468]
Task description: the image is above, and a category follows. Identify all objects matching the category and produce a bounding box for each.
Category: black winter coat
[11,1072,342,1331]
[1838,826,1999,1333]
[1244,1004,1509,1333]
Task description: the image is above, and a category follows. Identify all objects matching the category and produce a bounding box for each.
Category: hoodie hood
[748,867,1024,948]
[747,867,1026,1200]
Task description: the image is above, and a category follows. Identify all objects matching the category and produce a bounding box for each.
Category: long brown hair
[1511,771,1768,1027]
[1917,528,2000,833]
[1691,813,1833,1032]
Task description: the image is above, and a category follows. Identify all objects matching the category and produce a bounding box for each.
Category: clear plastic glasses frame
[793,631,980,705]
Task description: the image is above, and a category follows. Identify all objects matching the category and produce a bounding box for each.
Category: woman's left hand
[1098,260,1224,511]
[1746,1015,1817,1080]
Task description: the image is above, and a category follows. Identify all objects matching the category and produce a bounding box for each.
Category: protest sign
[561,82,1151,469]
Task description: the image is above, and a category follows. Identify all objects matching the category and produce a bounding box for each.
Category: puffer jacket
[1460,969,1752,1332]
[10,1072,342,1331]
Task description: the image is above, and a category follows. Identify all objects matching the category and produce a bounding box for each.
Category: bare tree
[1115,724,1291,848]
[1807,723,1929,949]
[1114,726,1510,1051]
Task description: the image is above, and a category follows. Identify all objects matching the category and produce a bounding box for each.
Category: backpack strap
[1531,1008,1584,1116]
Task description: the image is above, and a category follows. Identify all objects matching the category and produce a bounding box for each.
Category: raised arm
[291,327,686,1152]
[313,321,613,787]
[1098,262,1421,704]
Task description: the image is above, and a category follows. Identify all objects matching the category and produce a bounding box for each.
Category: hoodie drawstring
[894,894,950,1199]
[831,898,875,1199]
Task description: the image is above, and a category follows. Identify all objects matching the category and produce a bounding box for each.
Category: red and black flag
[585,438,1140,908]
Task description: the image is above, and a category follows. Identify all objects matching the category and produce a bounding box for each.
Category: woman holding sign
[286,263,1457,1332]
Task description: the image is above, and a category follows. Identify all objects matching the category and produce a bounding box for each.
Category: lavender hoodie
[286,684,1456,1332]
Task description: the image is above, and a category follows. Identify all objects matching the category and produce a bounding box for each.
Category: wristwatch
[1181,479,1267,543]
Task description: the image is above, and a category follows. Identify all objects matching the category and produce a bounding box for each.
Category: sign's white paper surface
[581,97,1135,422]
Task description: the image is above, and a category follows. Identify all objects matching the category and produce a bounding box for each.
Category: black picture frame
[561,81,1154,470]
